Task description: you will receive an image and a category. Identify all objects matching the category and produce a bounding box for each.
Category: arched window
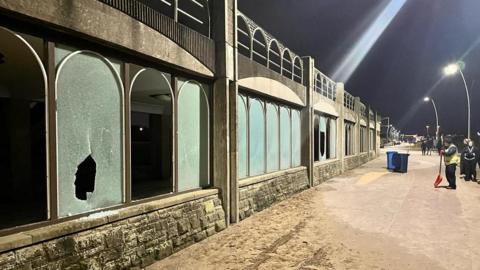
[322,77,328,97]
[0,27,48,229]
[129,67,173,200]
[177,0,210,37]
[293,57,303,83]
[56,49,124,217]
[266,102,279,172]
[237,95,248,179]
[291,110,301,167]
[280,107,291,169]
[327,81,334,100]
[237,15,251,58]
[252,29,268,66]
[281,50,293,79]
[249,98,265,176]
[268,40,281,73]
[177,79,210,191]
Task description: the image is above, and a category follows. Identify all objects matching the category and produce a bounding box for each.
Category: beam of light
[332,0,407,83]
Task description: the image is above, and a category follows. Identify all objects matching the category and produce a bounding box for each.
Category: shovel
[434,153,443,188]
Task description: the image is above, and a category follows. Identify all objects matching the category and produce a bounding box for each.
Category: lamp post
[443,62,471,139]
[426,125,430,138]
[423,97,439,140]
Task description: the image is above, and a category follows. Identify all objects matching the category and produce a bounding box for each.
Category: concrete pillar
[375,111,381,155]
[367,106,372,157]
[212,0,236,226]
[302,57,314,187]
[354,97,361,155]
[336,83,345,172]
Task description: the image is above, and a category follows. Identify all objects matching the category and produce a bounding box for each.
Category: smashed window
[56,47,123,217]
[177,79,209,191]
[0,27,48,229]
[130,66,173,200]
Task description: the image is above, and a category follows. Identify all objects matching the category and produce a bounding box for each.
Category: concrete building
[0,1,382,268]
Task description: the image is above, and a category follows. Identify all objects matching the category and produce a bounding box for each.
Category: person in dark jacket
[441,136,460,190]
[421,140,426,156]
[463,140,477,182]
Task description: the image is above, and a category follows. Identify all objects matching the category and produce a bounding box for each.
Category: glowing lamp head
[424,97,430,102]
[443,63,460,76]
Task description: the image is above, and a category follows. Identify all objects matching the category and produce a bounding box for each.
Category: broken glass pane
[56,47,123,217]
[177,79,209,191]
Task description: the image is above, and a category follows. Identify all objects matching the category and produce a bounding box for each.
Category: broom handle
[439,147,443,175]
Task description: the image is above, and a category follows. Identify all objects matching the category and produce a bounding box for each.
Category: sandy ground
[147,149,480,270]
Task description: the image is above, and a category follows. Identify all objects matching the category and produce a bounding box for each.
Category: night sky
[239,0,480,137]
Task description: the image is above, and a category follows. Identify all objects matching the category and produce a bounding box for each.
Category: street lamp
[443,62,471,139]
[426,125,430,137]
[423,97,439,140]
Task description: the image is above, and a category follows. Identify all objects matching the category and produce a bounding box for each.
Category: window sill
[239,166,307,188]
[0,188,219,253]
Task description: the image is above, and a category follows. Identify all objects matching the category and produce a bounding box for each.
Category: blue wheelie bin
[393,153,410,173]
[386,151,398,170]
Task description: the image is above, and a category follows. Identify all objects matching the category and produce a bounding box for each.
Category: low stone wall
[0,192,225,270]
[238,167,309,221]
[344,153,370,171]
[313,160,343,186]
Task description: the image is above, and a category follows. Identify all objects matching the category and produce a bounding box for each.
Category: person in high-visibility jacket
[441,136,460,189]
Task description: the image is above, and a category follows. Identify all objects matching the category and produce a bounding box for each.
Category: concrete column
[367,106,372,158]
[375,112,381,155]
[302,57,314,187]
[336,83,345,172]
[354,97,361,155]
[212,0,235,226]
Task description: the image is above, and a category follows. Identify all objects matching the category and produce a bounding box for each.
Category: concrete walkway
[148,149,480,270]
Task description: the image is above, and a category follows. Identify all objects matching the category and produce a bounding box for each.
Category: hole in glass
[74,155,97,200]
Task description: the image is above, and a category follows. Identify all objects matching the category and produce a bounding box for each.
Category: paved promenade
[148,148,480,270]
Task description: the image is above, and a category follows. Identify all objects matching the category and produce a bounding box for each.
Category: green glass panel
[237,95,248,179]
[177,79,209,191]
[266,103,279,172]
[280,107,291,169]
[249,99,265,176]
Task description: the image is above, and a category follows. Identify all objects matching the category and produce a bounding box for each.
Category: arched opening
[252,29,268,66]
[315,73,322,94]
[130,67,173,200]
[237,16,251,58]
[293,57,303,83]
[0,27,48,229]
[268,40,281,73]
[313,116,320,162]
[281,50,293,79]
[177,0,210,37]
[56,49,124,217]
[177,79,210,191]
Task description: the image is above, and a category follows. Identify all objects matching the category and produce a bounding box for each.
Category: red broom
[434,152,443,188]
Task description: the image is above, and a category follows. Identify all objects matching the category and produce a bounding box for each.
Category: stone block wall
[238,168,308,221]
[0,194,225,270]
[344,153,370,171]
[313,160,343,186]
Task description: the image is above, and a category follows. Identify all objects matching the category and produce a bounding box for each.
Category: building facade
[0,0,382,268]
